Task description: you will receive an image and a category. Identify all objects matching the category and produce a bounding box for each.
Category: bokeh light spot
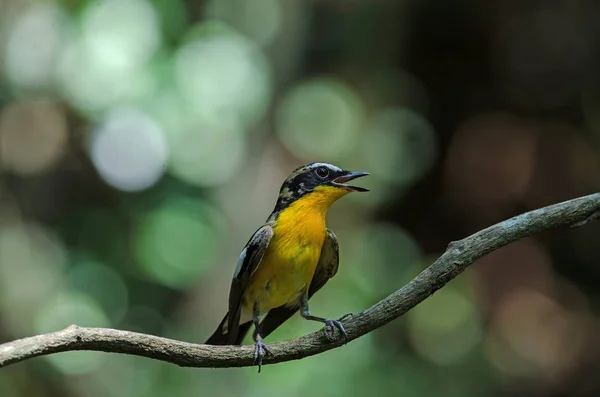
[57,0,160,112]
[445,112,537,202]
[167,117,246,187]
[349,222,422,299]
[4,4,69,91]
[205,0,282,46]
[82,0,160,71]
[362,107,437,187]
[175,23,271,127]
[407,286,482,365]
[485,289,591,378]
[68,256,129,324]
[134,196,223,288]
[90,108,168,192]
[0,100,68,176]
[0,222,66,334]
[276,78,365,159]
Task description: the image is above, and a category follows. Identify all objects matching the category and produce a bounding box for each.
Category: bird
[204,162,369,371]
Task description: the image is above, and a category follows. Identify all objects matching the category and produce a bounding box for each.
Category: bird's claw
[324,318,348,343]
[337,312,353,322]
[253,340,272,373]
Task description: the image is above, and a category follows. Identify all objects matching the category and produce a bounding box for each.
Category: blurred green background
[1,0,600,396]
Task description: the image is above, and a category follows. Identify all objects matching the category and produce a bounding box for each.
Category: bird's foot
[324,318,348,343]
[337,312,353,322]
[253,339,272,373]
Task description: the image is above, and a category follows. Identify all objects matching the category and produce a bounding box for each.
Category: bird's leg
[299,294,348,343]
[252,302,271,373]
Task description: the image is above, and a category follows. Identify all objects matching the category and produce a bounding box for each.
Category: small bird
[204,162,369,371]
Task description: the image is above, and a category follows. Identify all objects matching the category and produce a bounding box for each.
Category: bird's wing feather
[259,229,340,338]
[226,223,273,343]
[307,228,340,295]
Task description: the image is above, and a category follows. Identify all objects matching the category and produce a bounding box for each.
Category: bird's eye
[315,166,329,178]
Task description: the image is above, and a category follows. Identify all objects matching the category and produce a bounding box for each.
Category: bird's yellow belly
[241,219,326,317]
[242,247,319,314]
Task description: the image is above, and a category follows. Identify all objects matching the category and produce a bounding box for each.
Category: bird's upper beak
[332,171,370,192]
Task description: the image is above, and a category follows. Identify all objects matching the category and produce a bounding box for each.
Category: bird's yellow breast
[241,186,347,315]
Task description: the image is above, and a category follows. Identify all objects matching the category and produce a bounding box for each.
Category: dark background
[1,0,600,396]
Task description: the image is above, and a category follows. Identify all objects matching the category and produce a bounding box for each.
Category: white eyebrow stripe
[309,162,342,173]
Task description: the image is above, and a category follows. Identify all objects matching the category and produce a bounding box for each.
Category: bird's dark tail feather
[204,312,253,345]
[204,312,230,345]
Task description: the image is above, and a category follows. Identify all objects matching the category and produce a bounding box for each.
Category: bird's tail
[205,312,230,345]
[204,312,253,345]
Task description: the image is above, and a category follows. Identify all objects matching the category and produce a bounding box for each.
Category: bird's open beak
[332,171,370,192]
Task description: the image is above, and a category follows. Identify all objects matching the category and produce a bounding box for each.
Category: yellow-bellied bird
[205,162,369,371]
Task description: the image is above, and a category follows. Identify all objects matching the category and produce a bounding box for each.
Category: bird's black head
[272,162,369,213]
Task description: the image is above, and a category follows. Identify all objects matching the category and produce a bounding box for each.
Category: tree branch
[1,193,599,370]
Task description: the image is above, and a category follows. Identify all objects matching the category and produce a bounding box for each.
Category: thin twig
[1,193,599,369]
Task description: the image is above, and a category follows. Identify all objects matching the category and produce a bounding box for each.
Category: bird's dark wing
[205,224,273,345]
[225,224,273,344]
[307,229,340,294]
[259,229,340,338]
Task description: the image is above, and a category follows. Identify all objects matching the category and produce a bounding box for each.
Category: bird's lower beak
[332,171,370,192]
